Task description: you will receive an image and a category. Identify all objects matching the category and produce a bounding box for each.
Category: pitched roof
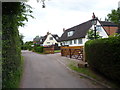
[34,34,59,44]
[59,19,93,41]
[39,35,47,44]
[99,21,118,27]
[52,34,59,41]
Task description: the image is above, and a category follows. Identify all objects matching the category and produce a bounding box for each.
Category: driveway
[20,50,104,88]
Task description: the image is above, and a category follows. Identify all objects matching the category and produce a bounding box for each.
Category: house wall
[90,21,108,38]
[43,34,58,46]
[103,26,118,36]
[61,38,86,46]
[60,20,109,47]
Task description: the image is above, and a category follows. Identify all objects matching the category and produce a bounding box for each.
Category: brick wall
[103,26,118,36]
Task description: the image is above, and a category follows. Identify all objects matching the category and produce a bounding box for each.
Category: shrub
[85,36,120,83]
[28,46,32,51]
[21,45,28,50]
[34,46,44,53]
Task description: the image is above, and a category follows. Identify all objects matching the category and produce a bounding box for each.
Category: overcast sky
[19,0,120,42]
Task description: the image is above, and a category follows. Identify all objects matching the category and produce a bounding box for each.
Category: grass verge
[68,61,119,88]
[54,50,61,53]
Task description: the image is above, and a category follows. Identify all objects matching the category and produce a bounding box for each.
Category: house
[33,36,41,45]
[33,32,59,46]
[59,18,118,46]
[99,21,118,36]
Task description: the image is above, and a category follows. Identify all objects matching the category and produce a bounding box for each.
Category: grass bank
[68,61,119,88]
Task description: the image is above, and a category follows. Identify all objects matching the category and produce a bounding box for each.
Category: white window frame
[74,39,77,44]
[68,31,74,37]
[78,39,82,44]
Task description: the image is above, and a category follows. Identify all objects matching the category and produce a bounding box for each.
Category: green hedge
[21,45,33,51]
[21,45,28,50]
[85,36,120,82]
[2,15,21,88]
[34,46,44,53]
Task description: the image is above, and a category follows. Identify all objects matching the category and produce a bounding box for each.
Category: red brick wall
[103,26,118,36]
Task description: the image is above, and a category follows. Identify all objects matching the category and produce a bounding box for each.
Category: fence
[43,46,54,54]
[61,46,85,61]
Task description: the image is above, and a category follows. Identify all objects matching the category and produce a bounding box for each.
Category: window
[63,42,65,45]
[96,25,102,32]
[47,42,50,44]
[65,41,68,45]
[70,40,72,45]
[78,39,82,44]
[49,37,53,40]
[68,31,74,37]
[74,39,77,44]
[40,39,42,42]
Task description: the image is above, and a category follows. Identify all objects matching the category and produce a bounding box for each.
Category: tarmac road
[20,50,104,88]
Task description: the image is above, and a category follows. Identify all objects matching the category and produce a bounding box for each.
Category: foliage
[107,8,120,24]
[33,46,44,53]
[2,2,33,88]
[21,41,33,50]
[21,45,28,50]
[85,36,120,83]
[19,34,24,45]
[68,61,119,88]
[87,29,101,40]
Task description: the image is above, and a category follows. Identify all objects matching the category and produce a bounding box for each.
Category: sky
[19,0,120,42]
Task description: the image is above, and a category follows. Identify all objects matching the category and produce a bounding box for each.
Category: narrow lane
[20,50,104,88]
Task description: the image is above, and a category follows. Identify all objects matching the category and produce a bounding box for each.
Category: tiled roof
[52,34,59,41]
[59,19,93,41]
[99,21,118,27]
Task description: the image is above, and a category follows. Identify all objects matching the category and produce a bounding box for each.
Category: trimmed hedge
[2,15,21,88]
[85,36,120,82]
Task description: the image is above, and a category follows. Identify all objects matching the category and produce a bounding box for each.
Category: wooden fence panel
[43,47,54,54]
[61,46,84,61]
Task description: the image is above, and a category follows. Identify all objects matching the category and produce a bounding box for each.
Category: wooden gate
[61,46,84,61]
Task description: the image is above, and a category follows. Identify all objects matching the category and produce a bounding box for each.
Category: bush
[21,45,28,50]
[2,15,21,88]
[34,46,44,53]
[85,36,120,83]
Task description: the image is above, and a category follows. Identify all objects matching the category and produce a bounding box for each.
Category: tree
[107,8,120,34]
[107,8,120,24]
[19,34,24,45]
[87,29,101,40]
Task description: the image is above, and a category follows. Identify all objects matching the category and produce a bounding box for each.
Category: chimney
[63,28,65,32]
[92,12,96,19]
[47,32,50,35]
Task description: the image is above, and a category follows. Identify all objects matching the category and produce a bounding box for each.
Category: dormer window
[49,37,53,40]
[68,31,74,37]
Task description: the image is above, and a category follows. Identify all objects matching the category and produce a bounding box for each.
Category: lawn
[54,50,61,53]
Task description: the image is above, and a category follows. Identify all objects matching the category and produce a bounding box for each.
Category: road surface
[20,50,104,88]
